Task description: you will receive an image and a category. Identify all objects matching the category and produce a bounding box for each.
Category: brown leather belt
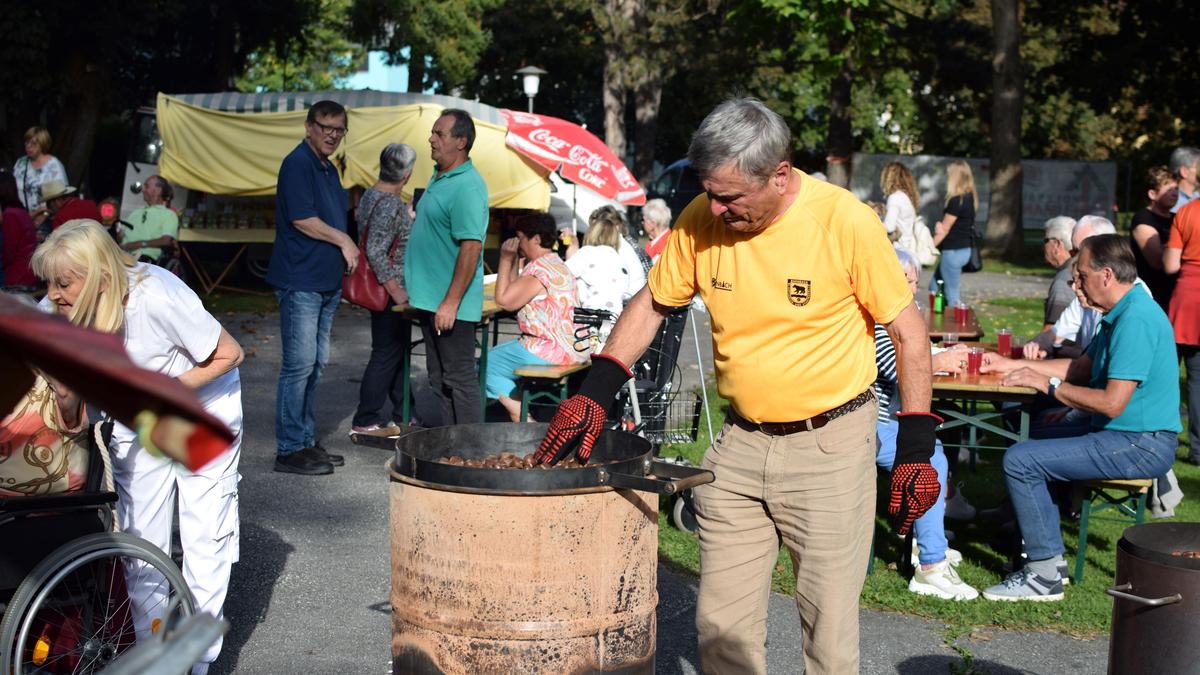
[729,389,875,435]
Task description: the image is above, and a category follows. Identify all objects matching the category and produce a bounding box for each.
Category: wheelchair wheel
[671,492,700,533]
[0,532,194,674]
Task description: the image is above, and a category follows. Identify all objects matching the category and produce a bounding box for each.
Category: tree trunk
[408,46,426,93]
[602,55,626,159]
[985,0,1024,258]
[632,70,663,187]
[54,51,105,188]
[825,9,854,188]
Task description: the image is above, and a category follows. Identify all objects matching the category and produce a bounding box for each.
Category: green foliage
[350,0,503,91]
[235,0,365,92]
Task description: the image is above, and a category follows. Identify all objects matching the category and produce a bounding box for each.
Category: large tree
[350,0,502,93]
[237,0,365,92]
[985,0,1023,256]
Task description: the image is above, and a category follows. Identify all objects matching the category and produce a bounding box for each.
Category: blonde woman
[31,219,243,675]
[880,161,920,252]
[930,160,978,306]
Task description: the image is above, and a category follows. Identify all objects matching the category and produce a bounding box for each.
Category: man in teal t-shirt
[404,109,489,424]
[980,234,1181,602]
[122,175,179,262]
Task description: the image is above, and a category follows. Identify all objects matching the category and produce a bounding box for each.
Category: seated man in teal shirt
[404,109,489,424]
[122,175,179,263]
[980,234,1181,602]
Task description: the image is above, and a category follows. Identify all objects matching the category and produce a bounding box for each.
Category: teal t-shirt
[126,205,180,261]
[1086,287,1182,433]
[404,160,489,322]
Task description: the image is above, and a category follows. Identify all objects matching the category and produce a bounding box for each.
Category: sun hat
[41,179,77,201]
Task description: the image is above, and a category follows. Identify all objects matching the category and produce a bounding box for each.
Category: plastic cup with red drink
[967,347,984,376]
[997,328,1012,356]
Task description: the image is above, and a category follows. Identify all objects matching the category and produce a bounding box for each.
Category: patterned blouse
[358,188,412,288]
[518,253,588,365]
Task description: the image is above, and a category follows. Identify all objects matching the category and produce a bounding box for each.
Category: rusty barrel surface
[389,461,658,674]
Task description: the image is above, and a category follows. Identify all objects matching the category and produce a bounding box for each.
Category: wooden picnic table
[927,307,983,341]
[176,227,275,295]
[932,372,1038,460]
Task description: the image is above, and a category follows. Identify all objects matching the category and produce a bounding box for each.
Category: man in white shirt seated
[1026,216,1152,359]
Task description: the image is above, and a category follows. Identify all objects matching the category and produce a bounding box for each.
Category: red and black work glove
[533,354,632,466]
[889,412,944,536]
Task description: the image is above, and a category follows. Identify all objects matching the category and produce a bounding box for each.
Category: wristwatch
[1047,376,1062,398]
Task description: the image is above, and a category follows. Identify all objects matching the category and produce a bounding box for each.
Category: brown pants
[694,399,877,674]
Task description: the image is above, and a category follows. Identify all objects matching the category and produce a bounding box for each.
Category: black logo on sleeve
[787,279,811,306]
[711,277,733,292]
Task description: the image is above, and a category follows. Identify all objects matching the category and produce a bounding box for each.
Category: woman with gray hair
[641,198,672,262]
[351,143,418,434]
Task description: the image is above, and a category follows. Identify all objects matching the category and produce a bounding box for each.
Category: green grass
[200,291,278,315]
[656,296,1200,639]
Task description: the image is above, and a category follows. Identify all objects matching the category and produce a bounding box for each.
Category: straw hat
[41,179,77,201]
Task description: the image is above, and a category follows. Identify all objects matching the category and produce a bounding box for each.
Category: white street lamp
[516,66,548,113]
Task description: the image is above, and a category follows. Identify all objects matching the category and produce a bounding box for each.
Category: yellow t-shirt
[648,170,912,422]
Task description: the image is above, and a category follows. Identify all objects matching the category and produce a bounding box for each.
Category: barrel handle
[1105,583,1182,607]
[598,461,715,495]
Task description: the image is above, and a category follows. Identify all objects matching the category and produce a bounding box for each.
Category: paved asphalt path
[209,268,1107,674]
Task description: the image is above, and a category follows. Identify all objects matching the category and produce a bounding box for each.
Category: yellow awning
[156,93,550,210]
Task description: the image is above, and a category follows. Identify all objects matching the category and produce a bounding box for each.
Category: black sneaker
[310,442,344,467]
[274,450,334,475]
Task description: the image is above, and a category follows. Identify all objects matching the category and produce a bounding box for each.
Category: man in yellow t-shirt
[535,98,938,674]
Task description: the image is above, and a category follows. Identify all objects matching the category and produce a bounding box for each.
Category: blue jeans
[932,247,971,307]
[876,420,949,565]
[1003,429,1177,561]
[275,289,340,456]
[485,339,550,400]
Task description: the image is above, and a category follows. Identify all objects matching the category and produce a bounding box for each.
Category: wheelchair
[0,428,195,674]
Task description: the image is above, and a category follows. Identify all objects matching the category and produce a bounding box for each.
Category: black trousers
[353,305,412,427]
[417,311,482,425]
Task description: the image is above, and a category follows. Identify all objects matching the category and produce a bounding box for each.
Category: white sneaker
[909,560,980,600]
[945,482,977,521]
[912,539,963,567]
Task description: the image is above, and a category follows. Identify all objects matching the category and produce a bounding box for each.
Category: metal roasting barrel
[1107,522,1200,674]
[388,424,710,674]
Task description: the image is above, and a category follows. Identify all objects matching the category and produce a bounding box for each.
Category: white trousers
[109,404,242,671]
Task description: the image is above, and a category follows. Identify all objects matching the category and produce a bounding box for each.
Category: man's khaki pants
[694,399,877,674]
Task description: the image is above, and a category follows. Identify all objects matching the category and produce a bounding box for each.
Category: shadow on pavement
[897,656,1024,674]
[210,522,293,675]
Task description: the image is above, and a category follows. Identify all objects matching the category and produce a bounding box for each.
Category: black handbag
[963,229,983,273]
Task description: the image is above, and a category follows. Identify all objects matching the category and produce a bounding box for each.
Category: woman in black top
[1131,166,1178,313]
[930,160,978,307]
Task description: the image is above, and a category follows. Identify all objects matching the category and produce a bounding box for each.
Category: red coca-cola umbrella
[0,294,235,471]
[501,109,646,206]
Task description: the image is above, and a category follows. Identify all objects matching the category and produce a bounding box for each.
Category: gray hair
[642,198,671,228]
[1075,215,1116,239]
[1170,146,1200,178]
[687,98,792,183]
[379,143,416,183]
[1043,216,1076,247]
[893,247,921,277]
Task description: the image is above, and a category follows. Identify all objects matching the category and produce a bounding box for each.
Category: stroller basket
[629,388,703,446]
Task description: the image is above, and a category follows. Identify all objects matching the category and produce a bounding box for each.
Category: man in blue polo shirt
[268,100,358,475]
[982,234,1180,601]
[404,109,489,424]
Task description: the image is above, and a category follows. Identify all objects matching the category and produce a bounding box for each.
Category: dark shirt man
[982,235,1180,601]
[1131,165,1179,313]
[404,109,488,424]
[268,100,358,475]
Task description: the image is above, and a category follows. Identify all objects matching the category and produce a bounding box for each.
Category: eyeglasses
[312,120,347,138]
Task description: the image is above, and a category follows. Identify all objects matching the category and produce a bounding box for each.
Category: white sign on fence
[849,153,1116,234]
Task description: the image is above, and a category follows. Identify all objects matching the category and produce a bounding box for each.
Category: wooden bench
[1073,478,1153,584]
[513,363,590,422]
